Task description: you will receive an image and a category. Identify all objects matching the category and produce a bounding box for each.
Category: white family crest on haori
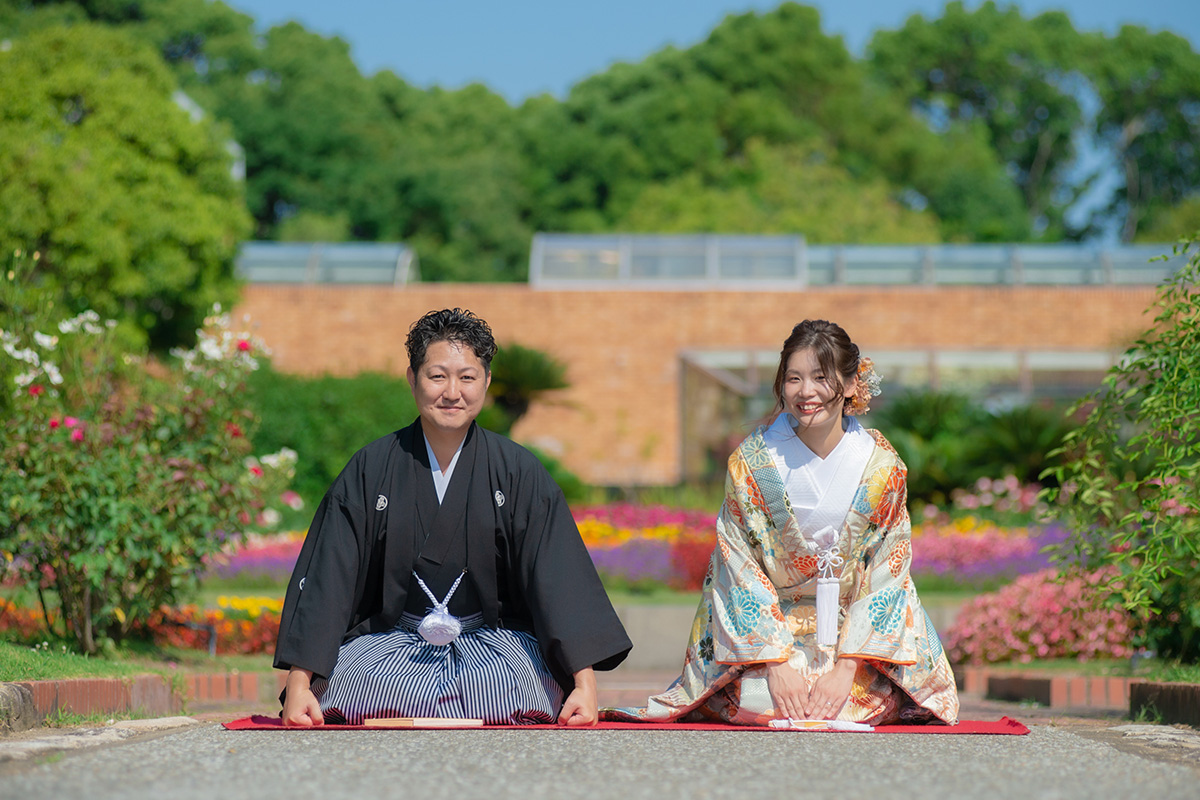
[413,570,467,646]
[376,494,388,511]
[494,490,505,507]
[298,577,306,591]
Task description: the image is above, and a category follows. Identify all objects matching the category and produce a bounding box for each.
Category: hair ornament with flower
[846,356,882,416]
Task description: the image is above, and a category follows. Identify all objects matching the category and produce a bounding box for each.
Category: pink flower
[49,418,61,429]
[226,422,243,438]
[249,465,264,477]
[70,428,84,443]
[63,416,79,428]
[28,384,44,397]
[237,339,251,352]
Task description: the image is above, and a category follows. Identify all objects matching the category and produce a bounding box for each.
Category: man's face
[407,339,491,440]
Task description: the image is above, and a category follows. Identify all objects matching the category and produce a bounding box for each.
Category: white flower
[105,319,117,329]
[3,344,39,365]
[198,337,223,361]
[43,362,63,385]
[83,322,104,335]
[33,331,58,349]
[14,371,35,387]
[259,508,282,527]
[261,448,297,469]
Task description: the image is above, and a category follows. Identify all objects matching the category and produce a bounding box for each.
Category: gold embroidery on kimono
[606,424,960,726]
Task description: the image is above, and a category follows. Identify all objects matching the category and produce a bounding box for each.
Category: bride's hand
[766,660,809,720]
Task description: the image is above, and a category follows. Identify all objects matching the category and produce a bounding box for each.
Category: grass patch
[0,638,274,682]
[964,656,1200,684]
[607,588,702,607]
[41,708,157,727]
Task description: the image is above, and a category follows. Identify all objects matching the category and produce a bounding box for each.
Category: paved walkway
[1,670,1198,799]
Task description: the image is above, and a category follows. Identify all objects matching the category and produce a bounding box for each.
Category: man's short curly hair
[405,308,498,372]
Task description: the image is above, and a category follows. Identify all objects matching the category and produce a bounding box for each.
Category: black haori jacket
[274,419,632,693]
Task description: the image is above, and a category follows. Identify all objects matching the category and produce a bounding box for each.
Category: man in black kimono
[274,308,631,726]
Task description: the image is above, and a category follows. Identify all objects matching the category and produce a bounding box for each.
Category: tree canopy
[2,0,1198,296]
[0,20,250,349]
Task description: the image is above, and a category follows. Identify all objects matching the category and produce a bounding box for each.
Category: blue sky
[224,0,1200,104]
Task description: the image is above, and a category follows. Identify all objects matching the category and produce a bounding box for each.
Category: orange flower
[791,553,818,577]
[869,467,906,525]
[887,539,910,577]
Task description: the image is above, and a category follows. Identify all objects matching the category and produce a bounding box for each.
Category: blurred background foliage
[2,0,1199,336]
[869,388,1073,506]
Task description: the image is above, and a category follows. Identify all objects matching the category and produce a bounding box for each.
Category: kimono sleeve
[708,452,793,665]
[273,477,368,679]
[837,458,921,666]
[508,457,631,679]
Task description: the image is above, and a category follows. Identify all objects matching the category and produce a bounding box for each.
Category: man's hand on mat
[806,657,860,719]
[766,661,809,720]
[282,668,325,727]
[559,667,598,726]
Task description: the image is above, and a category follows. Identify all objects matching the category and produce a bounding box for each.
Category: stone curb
[0,682,37,733]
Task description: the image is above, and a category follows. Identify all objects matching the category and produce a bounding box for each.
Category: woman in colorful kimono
[607,319,958,727]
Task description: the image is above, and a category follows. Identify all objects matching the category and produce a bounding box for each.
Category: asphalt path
[2,716,1198,800]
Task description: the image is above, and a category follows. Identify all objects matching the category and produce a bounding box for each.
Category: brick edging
[14,672,264,719]
[954,665,1143,710]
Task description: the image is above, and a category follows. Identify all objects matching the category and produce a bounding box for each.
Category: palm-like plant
[487,343,569,433]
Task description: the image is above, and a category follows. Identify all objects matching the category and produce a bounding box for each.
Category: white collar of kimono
[764,413,873,537]
[422,433,465,504]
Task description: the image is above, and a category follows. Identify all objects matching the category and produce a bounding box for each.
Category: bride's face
[781,348,856,431]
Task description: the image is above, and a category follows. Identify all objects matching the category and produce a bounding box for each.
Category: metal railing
[530,234,1184,289]
[235,242,419,286]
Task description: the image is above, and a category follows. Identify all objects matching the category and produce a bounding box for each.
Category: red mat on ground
[223,716,1028,735]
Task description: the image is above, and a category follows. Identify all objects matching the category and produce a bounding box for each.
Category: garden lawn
[970,656,1200,684]
[0,638,274,682]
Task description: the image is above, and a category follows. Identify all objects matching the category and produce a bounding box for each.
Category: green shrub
[872,389,1072,504]
[245,367,419,508]
[246,367,584,510]
[1045,238,1200,661]
[0,265,265,654]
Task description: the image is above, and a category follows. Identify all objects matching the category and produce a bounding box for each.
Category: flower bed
[202,505,721,591]
[943,567,1134,665]
[205,531,306,582]
[573,504,714,591]
[910,517,1069,588]
[139,597,282,655]
[203,506,1066,593]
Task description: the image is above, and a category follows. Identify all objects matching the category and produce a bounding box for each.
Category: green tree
[1045,239,1200,660]
[521,3,1028,243]
[0,22,251,350]
[367,76,533,281]
[205,22,393,238]
[1083,26,1200,242]
[1136,197,1200,243]
[869,1,1085,235]
[618,139,942,242]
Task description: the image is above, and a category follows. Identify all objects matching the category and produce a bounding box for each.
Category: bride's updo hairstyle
[771,320,861,415]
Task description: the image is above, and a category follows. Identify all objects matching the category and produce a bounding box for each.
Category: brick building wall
[235,284,1155,485]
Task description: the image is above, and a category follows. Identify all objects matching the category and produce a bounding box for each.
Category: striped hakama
[312,613,564,725]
